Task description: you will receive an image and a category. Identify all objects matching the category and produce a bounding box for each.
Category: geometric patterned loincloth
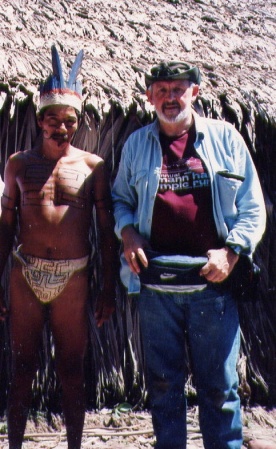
[13,246,89,304]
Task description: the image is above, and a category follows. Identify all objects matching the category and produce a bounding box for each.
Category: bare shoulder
[2,151,32,198]
[85,152,104,171]
[5,150,30,174]
[8,150,27,162]
[71,147,104,170]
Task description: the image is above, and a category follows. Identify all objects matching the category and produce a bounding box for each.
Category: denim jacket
[112,113,266,294]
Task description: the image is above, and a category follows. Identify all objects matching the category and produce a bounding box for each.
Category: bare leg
[50,270,89,449]
[8,266,45,449]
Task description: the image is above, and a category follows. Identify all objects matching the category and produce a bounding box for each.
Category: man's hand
[0,285,8,322]
[94,288,116,328]
[121,225,150,274]
[200,246,239,283]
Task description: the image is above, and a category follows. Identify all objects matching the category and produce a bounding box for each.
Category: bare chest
[17,161,93,210]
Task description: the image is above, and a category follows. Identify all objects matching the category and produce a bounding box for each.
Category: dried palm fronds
[0,90,275,418]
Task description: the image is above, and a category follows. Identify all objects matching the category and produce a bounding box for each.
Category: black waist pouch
[139,250,208,286]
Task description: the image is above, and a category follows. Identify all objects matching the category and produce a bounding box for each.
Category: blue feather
[51,45,65,88]
[67,50,84,91]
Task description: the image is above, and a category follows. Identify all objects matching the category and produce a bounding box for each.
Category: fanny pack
[139,250,208,286]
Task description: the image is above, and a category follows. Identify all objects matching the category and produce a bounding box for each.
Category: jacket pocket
[216,171,244,218]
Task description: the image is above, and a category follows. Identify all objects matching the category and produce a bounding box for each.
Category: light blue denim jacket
[112,113,266,294]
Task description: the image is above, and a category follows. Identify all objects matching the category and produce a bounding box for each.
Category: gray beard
[156,107,191,125]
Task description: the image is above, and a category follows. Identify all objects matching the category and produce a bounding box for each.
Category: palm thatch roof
[0,0,276,416]
[0,0,275,116]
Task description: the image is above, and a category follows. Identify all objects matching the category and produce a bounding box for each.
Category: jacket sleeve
[112,139,138,239]
[223,126,266,255]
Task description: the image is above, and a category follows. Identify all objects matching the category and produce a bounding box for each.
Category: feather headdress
[39,45,84,113]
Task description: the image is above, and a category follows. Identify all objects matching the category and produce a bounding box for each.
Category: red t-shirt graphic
[150,125,221,255]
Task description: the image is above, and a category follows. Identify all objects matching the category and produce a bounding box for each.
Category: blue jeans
[138,285,243,449]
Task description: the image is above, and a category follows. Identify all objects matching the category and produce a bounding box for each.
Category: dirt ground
[0,406,275,449]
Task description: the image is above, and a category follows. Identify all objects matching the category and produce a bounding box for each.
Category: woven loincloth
[13,246,89,303]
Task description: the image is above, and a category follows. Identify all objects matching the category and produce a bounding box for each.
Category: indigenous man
[0,46,117,449]
[112,61,266,448]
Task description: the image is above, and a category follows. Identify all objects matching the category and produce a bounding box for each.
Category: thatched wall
[0,89,275,416]
[0,0,275,415]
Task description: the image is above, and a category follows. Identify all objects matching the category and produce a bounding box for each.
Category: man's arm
[92,161,119,327]
[112,142,138,240]
[112,140,151,275]
[201,125,266,283]
[0,157,20,320]
[224,126,266,254]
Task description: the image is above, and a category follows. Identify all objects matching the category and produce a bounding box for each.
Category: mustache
[163,101,180,108]
[43,131,69,142]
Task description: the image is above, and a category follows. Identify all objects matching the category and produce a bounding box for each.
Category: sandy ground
[0,406,275,449]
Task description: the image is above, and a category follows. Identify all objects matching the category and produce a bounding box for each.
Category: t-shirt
[150,125,221,256]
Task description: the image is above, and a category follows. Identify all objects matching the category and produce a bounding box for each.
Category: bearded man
[112,61,266,449]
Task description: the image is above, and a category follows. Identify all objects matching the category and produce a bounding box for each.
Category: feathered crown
[39,45,84,113]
